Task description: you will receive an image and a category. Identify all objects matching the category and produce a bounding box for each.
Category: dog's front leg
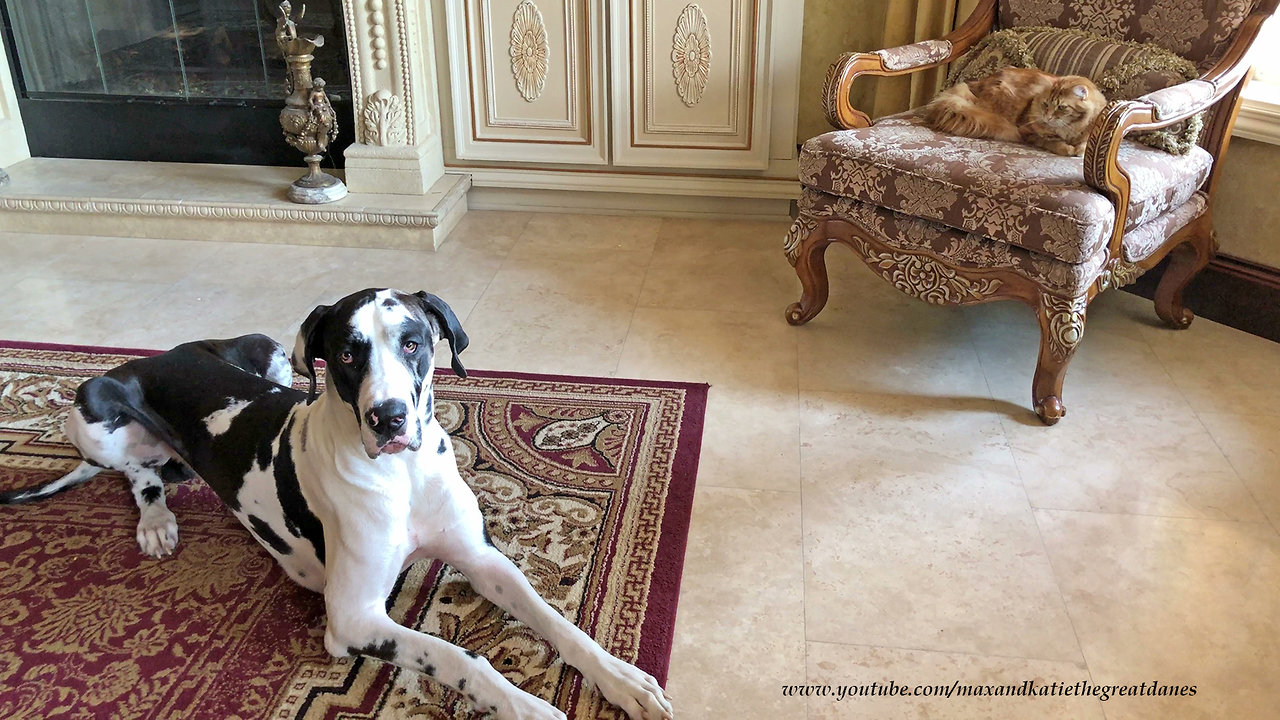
[323,548,567,720]
[438,532,674,720]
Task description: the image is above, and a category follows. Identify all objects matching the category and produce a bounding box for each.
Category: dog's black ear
[292,304,331,402]
[413,291,469,378]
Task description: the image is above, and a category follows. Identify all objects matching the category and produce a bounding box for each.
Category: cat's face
[1027,76,1106,133]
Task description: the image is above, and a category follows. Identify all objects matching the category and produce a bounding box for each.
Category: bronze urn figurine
[274,1,346,204]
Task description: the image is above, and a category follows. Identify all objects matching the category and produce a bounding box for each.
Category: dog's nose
[365,400,408,437]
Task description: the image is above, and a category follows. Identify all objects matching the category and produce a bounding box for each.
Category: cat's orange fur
[922,68,1107,156]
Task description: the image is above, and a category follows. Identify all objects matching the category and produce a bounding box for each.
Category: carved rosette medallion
[361,89,406,146]
[671,4,711,107]
[509,0,549,102]
[850,236,1004,305]
[1041,293,1088,360]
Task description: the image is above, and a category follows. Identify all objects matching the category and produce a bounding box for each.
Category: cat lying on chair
[923,67,1107,156]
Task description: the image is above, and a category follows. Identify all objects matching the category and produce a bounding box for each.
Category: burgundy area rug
[0,340,707,719]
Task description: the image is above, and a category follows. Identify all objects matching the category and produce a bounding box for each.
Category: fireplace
[0,0,353,166]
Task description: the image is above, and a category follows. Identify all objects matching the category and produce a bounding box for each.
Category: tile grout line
[804,637,1092,667]
[793,303,811,720]
[461,214,534,317]
[967,298,1274,712]
[1029,506,1103,693]
[1137,321,1280,536]
[610,221,668,378]
[976,310,1102,692]
[1205,442,1280,535]
[1016,472,1105,707]
[688,484,801,498]
[962,308,1098,687]
[696,480,803,494]
[1029,503,1279,526]
[424,214,531,374]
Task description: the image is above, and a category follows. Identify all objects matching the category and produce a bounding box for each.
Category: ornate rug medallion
[0,341,707,719]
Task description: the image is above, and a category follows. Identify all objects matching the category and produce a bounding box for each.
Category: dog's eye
[403,341,418,355]
[339,351,354,364]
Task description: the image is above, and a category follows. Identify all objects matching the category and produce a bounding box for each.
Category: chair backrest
[998,0,1260,68]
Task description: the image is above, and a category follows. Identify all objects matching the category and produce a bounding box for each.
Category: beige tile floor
[2,212,1279,720]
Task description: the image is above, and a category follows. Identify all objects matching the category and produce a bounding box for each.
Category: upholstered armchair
[785,0,1278,424]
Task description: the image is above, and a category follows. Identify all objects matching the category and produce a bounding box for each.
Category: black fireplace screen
[1,0,353,165]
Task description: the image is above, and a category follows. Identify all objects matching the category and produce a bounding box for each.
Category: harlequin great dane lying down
[0,288,673,720]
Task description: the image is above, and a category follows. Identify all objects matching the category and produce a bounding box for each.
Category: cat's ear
[1071,84,1090,100]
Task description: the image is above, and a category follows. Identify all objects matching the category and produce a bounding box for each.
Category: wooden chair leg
[786,221,834,326]
[1032,292,1088,425]
[1155,224,1215,329]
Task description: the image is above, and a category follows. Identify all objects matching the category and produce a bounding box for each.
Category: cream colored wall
[796,0,885,142]
[1214,138,1280,268]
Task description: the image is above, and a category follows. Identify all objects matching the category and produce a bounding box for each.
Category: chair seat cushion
[786,189,1208,298]
[799,113,1213,264]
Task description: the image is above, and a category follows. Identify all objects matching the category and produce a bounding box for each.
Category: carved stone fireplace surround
[0,0,468,249]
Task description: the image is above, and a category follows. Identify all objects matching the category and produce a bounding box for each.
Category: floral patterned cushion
[997,0,1258,68]
[785,189,1208,296]
[1122,189,1207,262]
[798,112,1212,264]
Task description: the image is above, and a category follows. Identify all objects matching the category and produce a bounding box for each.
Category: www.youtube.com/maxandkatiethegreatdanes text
[782,680,1197,703]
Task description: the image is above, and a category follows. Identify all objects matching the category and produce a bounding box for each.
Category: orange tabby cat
[922,68,1107,156]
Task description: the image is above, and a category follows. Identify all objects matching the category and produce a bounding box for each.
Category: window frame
[1235,15,1280,145]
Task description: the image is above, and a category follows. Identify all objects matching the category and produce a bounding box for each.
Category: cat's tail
[922,84,1021,143]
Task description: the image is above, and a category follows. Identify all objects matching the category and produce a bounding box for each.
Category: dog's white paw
[136,507,179,558]
[590,655,674,720]
[488,689,567,720]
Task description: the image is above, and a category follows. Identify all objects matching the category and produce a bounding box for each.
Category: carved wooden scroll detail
[1040,293,1088,361]
[850,235,1005,305]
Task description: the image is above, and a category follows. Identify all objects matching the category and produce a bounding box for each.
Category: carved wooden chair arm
[1083,67,1252,257]
[821,0,997,130]
[1082,7,1273,258]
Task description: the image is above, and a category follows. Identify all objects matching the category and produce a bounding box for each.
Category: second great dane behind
[0,288,673,720]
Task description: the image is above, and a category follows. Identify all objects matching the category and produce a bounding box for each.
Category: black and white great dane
[0,288,673,720]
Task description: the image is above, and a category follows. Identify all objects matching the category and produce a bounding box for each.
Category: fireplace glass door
[1,0,353,165]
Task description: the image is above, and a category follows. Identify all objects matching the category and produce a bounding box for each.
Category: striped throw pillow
[946,27,1203,153]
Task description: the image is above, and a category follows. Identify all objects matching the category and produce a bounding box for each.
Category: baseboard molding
[459,165,803,200]
[466,186,796,219]
[1124,253,1280,342]
[1205,254,1280,290]
[1233,96,1280,145]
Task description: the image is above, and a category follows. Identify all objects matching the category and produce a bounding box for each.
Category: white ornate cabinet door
[610,0,772,169]
[444,0,608,163]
